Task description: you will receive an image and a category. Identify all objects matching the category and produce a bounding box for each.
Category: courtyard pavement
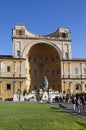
[51,102,86,119]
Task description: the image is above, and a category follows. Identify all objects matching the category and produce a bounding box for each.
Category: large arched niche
[26,42,62,91]
[22,40,62,59]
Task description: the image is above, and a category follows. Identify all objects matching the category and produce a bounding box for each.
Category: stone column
[19,81,23,101]
[62,42,64,59]
[0,81,2,96]
[20,61,22,77]
[63,81,66,93]
[80,63,82,78]
[67,44,69,59]
[63,62,65,78]
[69,82,72,95]
[13,61,16,76]
[68,62,71,78]
[13,81,16,94]
[81,81,84,91]
[13,61,16,94]
[19,81,23,93]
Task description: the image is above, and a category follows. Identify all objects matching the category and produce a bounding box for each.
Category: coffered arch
[22,40,62,60]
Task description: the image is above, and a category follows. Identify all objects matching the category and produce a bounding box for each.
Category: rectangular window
[75,75,78,78]
[75,68,78,74]
[16,30,25,35]
[6,84,11,90]
[17,50,21,57]
[39,58,43,63]
[45,58,48,63]
[83,68,86,74]
[7,66,10,72]
[84,76,86,78]
[62,33,66,38]
[40,71,43,77]
[46,71,49,76]
[65,52,68,59]
[34,70,37,76]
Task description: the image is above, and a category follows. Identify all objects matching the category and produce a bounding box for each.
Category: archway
[26,43,61,91]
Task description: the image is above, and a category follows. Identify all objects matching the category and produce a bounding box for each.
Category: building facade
[0,24,86,100]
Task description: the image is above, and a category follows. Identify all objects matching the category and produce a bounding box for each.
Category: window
[45,58,48,63]
[7,66,10,72]
[75,68,78,74]
[6,84,11,90]
[46,71,49,76]
[34,70,37,76]
[84,76,86,78]
[75,75,78,78]
[39,58,43,63]
[75,84,79,90]
[62,33,66,38]
[65,52,68,59]
[83,68,86,74]
[17,50,21,57]
[16,30,25,35]
[40,71,43,77]
[85,84,86,88]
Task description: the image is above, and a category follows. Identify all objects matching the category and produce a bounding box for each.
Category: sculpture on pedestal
[43,76,49,90]
[42,76,49,102]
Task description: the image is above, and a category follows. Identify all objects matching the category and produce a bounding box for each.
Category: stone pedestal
[13,94,19,101]
[42,91,48,102]
[13,94,24,101]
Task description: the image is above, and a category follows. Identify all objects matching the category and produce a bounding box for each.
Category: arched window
[75,84,81,90]
[76,84,79,90]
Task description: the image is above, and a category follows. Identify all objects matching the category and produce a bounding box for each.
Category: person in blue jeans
[77,97,82,114]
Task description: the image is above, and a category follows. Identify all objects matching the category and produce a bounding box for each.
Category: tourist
[72,96,77,112]
[81,96,85,112]
[77,97,82,114]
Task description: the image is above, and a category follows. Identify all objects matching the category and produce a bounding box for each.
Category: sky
[0,0,86,58]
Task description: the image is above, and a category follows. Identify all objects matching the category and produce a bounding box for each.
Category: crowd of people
[54,93,86,114]
[72,95,86,114]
